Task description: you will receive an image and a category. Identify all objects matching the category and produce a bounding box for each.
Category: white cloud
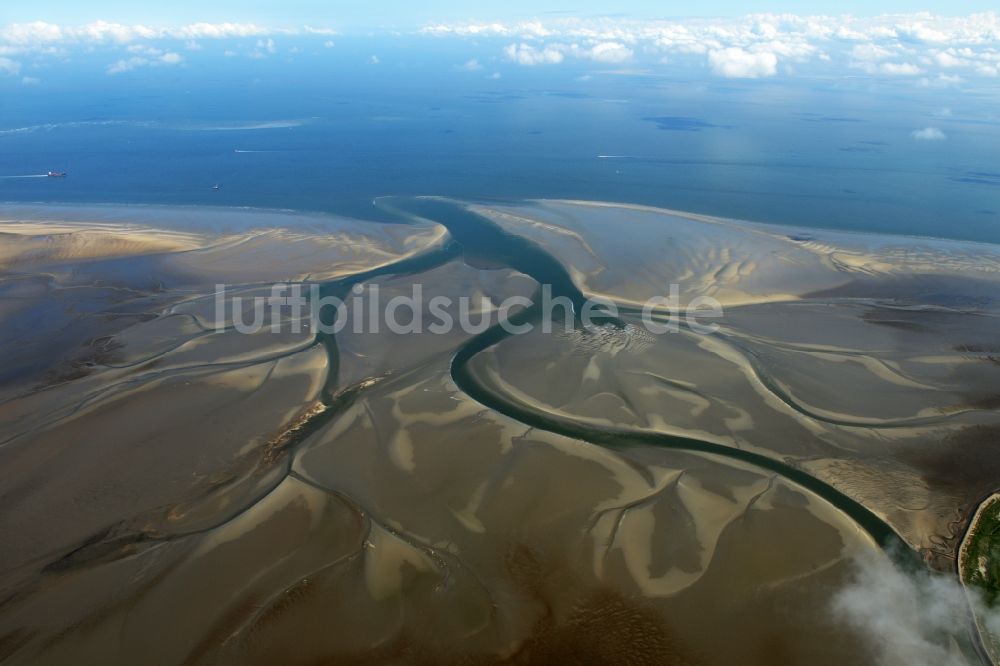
[880,62,923,75]
[504,43,564,66]
[419,13,1000,83]
[708,46,777,78]
[934,51,968,67]
[422,21,552,38]
[323,40,335,49]
[370,55,379,64]
[460,58,482,71]
[106,51,182,75]
[422,22,505,37]
[1,21,63,44]
[503,40,633,66]
[896,20,950,44]
[21,75,40,85]
[0,20,322,48]
[127,44,162,56]
[107,57,147,74]
[0,56,21,76]
[832,551,999,666]
[851,44,894,62]
[584,41,633,63]
[912,72,962,87]
[2,13,1000,85]
[172,23,267,40]
[77,20,156,43]
[911,127,947,140]
[918,73,963,87]
[303,26,337,36]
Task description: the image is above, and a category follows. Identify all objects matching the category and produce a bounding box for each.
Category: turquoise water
[1,39,998,242]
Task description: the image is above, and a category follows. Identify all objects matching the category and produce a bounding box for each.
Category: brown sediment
[209,543,703,666]
[39,335,128,387]
[955,344,1000,367]
[2,201,999,665]
[969,395,1000,410]
[40,525,154,575]
[260,401,329,468]
[907,425,1000,501]
[861,309,932,333]
[505,589,699,665]
[0,629,36,662]
[899,425,1000,569]
[955,344,1000,354]
[497,544,702,665]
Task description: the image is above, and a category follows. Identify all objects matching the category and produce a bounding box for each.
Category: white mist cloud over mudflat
[834,550,1000,666]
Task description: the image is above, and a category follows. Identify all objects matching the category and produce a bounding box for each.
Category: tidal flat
[0,199,998,664]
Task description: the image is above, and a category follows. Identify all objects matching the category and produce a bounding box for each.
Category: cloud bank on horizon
[425,12,1000,80]
[0,12,998,84]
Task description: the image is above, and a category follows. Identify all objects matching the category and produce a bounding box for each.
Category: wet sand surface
[0,199,998,664]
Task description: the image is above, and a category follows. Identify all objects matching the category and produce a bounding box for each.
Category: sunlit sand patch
[0,221,206,269]
[333,259,537,388]
[0,207,447,280]
[167,223,449,284]
[467,321,819,451]
[473,201,839,306]
[472,199,1000,307]
[0,204,448,402]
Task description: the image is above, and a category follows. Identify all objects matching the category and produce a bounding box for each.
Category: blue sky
[5,1,999,29]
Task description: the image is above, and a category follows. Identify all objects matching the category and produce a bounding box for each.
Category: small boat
[47,171,67,178]
[212,184,220,190]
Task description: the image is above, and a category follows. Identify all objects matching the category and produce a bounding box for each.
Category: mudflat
[1,199,998,664]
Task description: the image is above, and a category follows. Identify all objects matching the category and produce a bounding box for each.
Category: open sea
[2,37,998,242]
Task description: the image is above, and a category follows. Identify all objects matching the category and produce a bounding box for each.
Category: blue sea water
[1,37,998,242]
